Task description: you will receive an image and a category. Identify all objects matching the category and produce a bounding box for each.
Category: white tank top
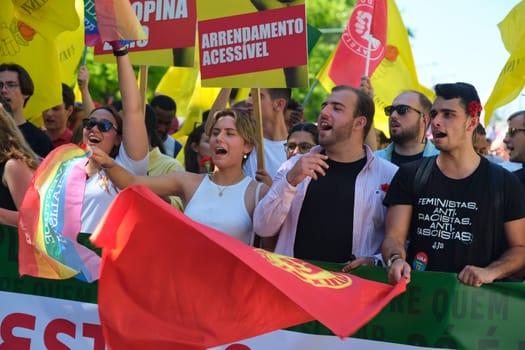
[184,175,253,244]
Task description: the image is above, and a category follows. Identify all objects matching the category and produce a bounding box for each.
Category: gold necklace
[210,172,245,197]
[210,173,227,197]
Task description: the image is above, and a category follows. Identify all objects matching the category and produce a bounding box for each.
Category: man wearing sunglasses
[375,91,439,166]
[503,110,525,189]
[382,82,525,287]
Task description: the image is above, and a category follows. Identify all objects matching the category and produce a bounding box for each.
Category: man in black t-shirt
[254,85,398,268]
[503,110,525,189]
[382,82,525,287]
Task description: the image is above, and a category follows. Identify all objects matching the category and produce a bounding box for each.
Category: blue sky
[395,0,524,120]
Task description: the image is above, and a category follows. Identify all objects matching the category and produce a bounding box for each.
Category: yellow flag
[498,0,525,54]
[12,0,79,40]
[316,0,432,136]
[156,66,200,118]
[175,72,220,138]
[484,1,525,124]
[316,49,336,92]
[157,69,220,166]
[1,0,80,125]
[57,0,85,88]
[370,0,434,135]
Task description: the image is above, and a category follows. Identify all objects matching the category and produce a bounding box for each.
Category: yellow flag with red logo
[0,0,80,125]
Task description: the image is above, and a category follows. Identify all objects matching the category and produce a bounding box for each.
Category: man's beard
[390,123,421,144]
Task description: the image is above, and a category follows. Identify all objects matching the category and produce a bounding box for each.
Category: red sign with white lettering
[198,5,307,79]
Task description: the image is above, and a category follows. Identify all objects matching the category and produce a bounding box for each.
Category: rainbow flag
[18,144,100,282]
[85,0,147,46]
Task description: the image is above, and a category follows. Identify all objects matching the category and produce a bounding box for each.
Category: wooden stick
[250,87,265,171]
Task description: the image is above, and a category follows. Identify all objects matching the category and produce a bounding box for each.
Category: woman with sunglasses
[80,42,149,234]
[91,109,269,245]
[0,102,39,226]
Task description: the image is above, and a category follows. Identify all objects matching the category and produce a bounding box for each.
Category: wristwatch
[386,253,403,269]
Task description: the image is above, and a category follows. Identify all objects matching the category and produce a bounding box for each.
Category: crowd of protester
[2,41,525,287]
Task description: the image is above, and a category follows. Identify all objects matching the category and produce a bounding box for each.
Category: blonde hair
[0,105,39,170]
[209,109,257,146]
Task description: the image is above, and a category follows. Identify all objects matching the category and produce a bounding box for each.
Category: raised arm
[110,42,148,161]
[360,75,378,151]
[381,204,412,284]
[78,66,95,117]
[205,88,231,135]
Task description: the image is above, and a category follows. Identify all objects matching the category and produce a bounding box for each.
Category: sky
[394,0,524,124]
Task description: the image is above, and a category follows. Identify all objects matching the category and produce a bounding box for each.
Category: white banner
[0,291,104,350]
[211,330,447,350]
[0,291,449,350]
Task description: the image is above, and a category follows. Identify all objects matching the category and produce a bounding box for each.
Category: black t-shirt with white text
[384,157,525,273]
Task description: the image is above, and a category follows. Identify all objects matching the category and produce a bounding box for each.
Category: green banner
[1,224,524,349]
[291,262,525,349]
[0,225,98,303]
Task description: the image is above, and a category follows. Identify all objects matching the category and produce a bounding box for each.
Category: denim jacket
[374,141,439,162]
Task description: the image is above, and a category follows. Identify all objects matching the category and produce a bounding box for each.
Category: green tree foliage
[82,0,357,121]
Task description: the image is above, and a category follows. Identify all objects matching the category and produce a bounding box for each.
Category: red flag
[91,185,405,350]
[328,0,387,86]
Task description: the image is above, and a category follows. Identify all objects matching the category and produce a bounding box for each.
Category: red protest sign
[198,5,307,80]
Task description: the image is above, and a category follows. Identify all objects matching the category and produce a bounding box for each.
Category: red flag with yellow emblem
[91,185,405,350]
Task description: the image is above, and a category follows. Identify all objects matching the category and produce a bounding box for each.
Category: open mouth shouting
[214,146,228,158]
[87,133,102,145]
[318,119,333,132]
[432,130,447,140]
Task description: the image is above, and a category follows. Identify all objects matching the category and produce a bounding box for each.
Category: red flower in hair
[467,101,482,117]
[199,156,215,176]
[381,183,390,192]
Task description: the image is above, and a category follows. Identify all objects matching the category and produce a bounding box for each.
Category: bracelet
[113,47,128,57]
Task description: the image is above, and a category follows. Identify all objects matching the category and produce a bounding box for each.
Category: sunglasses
[384,104,424,117]
[284,142,315,154]
[82,118,119,133]
[506,127,525,137]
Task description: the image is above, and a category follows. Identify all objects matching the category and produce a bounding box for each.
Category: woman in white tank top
[91,109,269,245]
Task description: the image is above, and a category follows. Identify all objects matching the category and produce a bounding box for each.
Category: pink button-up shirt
[253,145,398,262]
